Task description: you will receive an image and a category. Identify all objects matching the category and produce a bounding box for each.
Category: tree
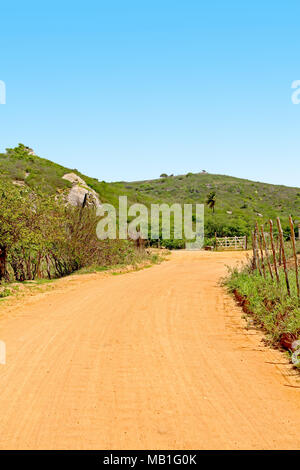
[0,180,48,280]
[0,245,7,280]
[160,173,168,178]
[206,191,216,213]
[0,178,146,282]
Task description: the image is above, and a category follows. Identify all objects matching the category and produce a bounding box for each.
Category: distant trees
[206,191,217,213]
[205,218,249,238]
[160,173,168,178]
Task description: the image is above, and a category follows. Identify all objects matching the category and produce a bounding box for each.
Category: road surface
[0,250,300,449]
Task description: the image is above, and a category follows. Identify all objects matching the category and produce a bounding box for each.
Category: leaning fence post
[256,222,266,278]
[260,225,273,280]
[289,216,300,300]
[278,236,282,266]
[269,220,280,284]
[251,232,255,270]
[253,226,262,276]
[251,231,257,271]
[277,217,290,296]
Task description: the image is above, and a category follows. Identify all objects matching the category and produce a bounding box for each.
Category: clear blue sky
[0,1,299,186]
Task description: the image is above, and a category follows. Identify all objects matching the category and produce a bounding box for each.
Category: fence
[251,217,300,299]
[215,236,247,251]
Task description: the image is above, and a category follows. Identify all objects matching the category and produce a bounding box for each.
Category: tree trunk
[0,245,7,281]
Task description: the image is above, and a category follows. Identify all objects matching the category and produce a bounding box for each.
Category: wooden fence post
[269,220,280,284]
[289,216,300,299]
[256,223,266,278]
[277,217,290,296]
[278,236,282,266]
[260,225,273,280]
[251,232,257,271]
[253,226,262,276]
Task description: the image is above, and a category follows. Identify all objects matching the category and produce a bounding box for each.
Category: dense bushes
[205,217,250,238]
[0,180,143,282]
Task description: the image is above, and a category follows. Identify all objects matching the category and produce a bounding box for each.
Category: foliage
[0,179,148,282]
[206,191,217,213]
[2,145,300,246]
[0,287,11,298]
[225,258,300,345]
[160,238,185,250]
[130,172,300,240]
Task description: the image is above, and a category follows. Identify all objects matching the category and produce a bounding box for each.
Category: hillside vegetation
[1,144,300,244]
[128,173,300,240]
[0,145,153,285]
[0,144,149,207]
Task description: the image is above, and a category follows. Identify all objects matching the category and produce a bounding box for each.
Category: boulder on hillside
[62,173,87,186]
[24,147,36,156]
[62,172,101,208]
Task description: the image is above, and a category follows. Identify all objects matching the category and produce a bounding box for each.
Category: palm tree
[206,191,216,213]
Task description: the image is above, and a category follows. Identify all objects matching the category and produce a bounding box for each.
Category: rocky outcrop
[24,146,36,156]
[62,173,101,208]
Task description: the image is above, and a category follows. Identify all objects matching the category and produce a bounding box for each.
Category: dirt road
[0,251,300,449]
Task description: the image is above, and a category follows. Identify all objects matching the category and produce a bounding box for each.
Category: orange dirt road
[0,250,300,450]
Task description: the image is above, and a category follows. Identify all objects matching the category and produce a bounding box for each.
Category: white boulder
[62,173,101,208]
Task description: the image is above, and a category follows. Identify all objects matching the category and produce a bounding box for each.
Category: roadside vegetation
[0,176,153,291]
[226,261,300,346]
[225,222,300,358]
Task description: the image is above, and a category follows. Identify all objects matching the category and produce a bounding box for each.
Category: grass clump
[0,287,11,298]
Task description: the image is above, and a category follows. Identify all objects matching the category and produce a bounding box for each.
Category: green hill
[0,144,146,207]
[127,173,300,239]
[1,144,300,240]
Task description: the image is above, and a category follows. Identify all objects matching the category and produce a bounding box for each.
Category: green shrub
[0,287,10,298]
